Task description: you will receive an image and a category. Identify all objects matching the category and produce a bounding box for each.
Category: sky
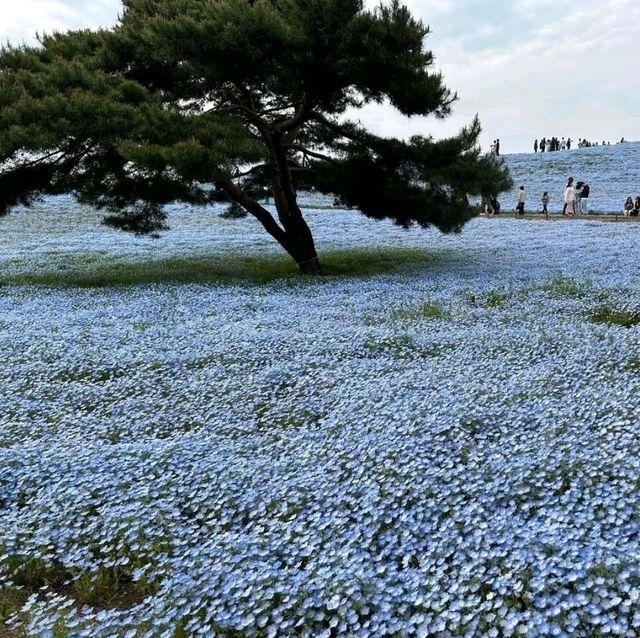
[1,0,638,154]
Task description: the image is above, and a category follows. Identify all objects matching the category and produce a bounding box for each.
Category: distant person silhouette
[580,183,590,214]
[516,186,526,215]
[484,196,495,215]
[624,197,634,216]
[541,192,549,215]
[575,182,584,215]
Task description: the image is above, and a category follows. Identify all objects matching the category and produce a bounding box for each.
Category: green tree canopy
[0,0,511,273]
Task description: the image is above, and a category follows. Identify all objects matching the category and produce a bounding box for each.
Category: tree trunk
[218,177,322,275]
[282,221,321,275]
[219,115,323,275]
[268,137,323,275]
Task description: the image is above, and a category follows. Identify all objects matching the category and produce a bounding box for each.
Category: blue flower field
[1,200,640,637]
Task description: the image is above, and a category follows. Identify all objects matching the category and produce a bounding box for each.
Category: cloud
[1,0,638,153]
[359,0,640,152]
[0,0,120,45]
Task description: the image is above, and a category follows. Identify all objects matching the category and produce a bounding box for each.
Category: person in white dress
[564,177,576,215]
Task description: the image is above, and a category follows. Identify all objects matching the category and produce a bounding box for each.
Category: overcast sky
[2,0,638,154]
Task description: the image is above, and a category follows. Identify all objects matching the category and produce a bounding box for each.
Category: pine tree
[0,0,511,274]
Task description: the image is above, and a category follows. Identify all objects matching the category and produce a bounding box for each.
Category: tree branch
[311,113,370,147]
[1,146,71,174]
[258,102,299,117]
[275,102,307,136]
[216,178,289,246]
[287,144,337,164]
[231,163,266,179]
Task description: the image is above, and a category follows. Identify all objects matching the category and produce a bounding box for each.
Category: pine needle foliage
[0,0,511,273]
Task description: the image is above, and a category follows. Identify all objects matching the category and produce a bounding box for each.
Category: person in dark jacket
[634,197,640,217]
[580,183,590,214]
[575,182,584,215]
[484,196,495,215]
[541,192,549,215]
[624,197,634,216]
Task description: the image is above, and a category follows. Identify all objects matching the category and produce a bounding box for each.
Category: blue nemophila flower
[1,196,640,635]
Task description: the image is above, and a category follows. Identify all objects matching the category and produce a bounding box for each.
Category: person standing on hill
[534,139,538,153]
[540,138,546,152]
[561,137,567,151]
[517,186,526,215]
[624,197,634,216]
[580,183,590,214]
[564,177,576,215]
[496,139,501,156]
[575,182,583,216]
[567,138,572,150]
[541,192,549,215]
[484,196,495,215]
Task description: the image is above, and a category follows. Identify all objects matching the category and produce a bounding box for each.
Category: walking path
[487,213,640,223]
